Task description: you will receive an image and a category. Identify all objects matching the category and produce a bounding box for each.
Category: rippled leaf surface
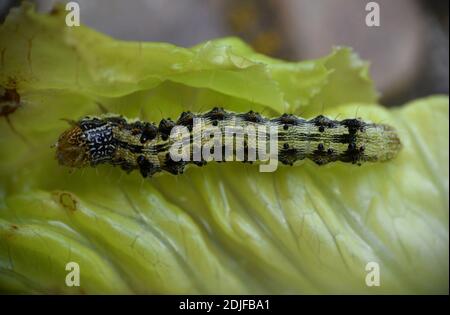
[0,3,448,294]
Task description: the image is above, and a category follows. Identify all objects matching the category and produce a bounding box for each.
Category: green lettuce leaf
[0,2,448,294]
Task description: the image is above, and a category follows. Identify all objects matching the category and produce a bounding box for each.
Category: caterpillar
[54,108,402,177]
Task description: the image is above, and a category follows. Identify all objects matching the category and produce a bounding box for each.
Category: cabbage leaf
[0,3,448,294]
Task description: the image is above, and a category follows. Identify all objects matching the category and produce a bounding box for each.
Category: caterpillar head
[55,117,116,168]
[54,123,90,168]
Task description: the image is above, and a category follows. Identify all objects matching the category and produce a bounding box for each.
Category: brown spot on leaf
[58,192,78,212]
[0,82,30,144]
[0,85,21,117]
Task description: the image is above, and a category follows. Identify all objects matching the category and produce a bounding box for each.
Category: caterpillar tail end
[363,124,402,163]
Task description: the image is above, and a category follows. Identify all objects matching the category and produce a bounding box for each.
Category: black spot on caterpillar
[55,108,402,177]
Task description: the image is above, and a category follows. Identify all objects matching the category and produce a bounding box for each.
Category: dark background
[1,0,448,106]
